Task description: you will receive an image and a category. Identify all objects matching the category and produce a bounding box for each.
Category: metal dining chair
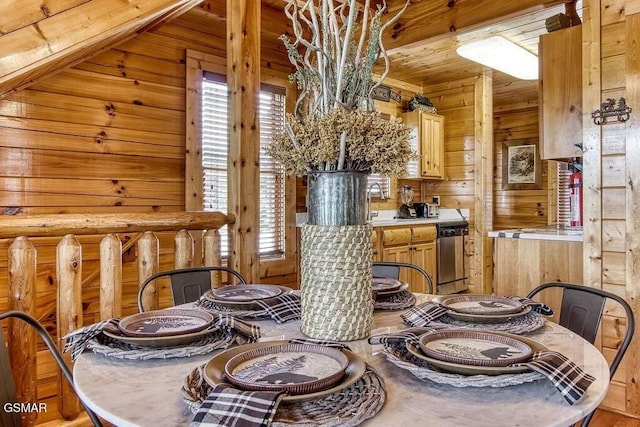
[0,310,103,427]
[372,261,433,294]
[526,282,635,427]
[137,266,247,312]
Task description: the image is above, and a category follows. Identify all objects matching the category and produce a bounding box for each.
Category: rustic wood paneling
[422,78,479,290]
[493,106,549,229]
[0,4,298,424]
[0,0,204,97]
[624,6,640,416]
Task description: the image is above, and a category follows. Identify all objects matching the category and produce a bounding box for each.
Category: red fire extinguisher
[569,159,583,227]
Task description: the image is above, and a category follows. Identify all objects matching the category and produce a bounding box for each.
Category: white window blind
[258,86,286,258]
[201,73,286,259]
[557,161,571,226]
[367,174,391,199]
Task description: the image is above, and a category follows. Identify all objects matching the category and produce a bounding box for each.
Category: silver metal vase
[306,170,368,226]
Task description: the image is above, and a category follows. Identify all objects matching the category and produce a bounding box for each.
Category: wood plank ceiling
[0,0,204,99]
[0,0,580,103]
[261,0,580,107]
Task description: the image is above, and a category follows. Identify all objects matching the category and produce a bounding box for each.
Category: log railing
[0,211,234,425]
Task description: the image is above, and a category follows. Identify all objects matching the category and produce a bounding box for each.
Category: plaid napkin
[190,384,283,427]
[368,327,434,346]
[513,351,595,405]
[255,294,301,324]
[512,297,554,316]
[401,302,448,327]
[62,313,260,361]
[62,318,120,361]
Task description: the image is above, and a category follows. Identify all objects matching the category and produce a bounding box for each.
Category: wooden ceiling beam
[382,0,565,54]
[0,0,203,98]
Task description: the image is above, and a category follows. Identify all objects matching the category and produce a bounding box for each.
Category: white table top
[74,295,609,427]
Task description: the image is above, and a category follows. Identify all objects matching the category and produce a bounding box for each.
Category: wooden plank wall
[493,76,549,230]
[421,78,479,291]
[0,3,295,424]
[582,0,640,416]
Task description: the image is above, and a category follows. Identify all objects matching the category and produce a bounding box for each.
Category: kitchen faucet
[367,183,386,221]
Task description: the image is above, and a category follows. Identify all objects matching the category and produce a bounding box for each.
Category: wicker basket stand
[300,224,373,341]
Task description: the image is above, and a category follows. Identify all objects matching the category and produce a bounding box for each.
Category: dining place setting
[368,294,595,405]
[63,283,388,425]
[181,338,385,426]
[62,307,262,361]
[64,287,609,427]
[195,284,302,322]
[371,277,416,311]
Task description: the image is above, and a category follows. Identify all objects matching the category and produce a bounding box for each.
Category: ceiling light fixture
[456,35,538,80]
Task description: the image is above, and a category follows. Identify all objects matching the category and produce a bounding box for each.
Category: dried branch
[275,0,412,174]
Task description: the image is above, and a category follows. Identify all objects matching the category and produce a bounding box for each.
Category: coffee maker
[397,185,416,219]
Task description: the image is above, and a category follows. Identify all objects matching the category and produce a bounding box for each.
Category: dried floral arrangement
[266,0,413,177]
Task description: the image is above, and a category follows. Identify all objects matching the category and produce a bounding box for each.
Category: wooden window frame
[185,50,297,277]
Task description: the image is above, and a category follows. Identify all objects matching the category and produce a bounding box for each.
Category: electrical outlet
[432,195,440,206]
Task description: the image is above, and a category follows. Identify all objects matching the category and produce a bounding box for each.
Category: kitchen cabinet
[379,225,437,293]
[372,229,382,261]
[401,111,445,179]
[539,25,583,160]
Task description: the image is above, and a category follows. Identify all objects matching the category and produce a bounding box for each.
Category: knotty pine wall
[492,75,549,230]
[581,0,640,416]
[0,3,295,424]
[421,78,481,291]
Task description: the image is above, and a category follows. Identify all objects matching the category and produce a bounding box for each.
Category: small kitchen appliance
[397,185,416,219]
[426,203,439,218]
[413,202,427,218]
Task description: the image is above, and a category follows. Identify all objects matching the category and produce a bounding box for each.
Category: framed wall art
[501,139,542,190]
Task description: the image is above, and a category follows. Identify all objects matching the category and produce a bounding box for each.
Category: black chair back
[0,311,103,427]
[559,287,606,344]
[0,329,21,427]
[372,261,433,294]
[526,282,635,427]
[137,266,247,312]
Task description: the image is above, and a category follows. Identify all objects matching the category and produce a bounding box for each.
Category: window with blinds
[201,73,286,259]
[367,174,391,199]
[557,161,571,226]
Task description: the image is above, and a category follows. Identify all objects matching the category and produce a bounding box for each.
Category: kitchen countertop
[488,225,583,242]
[296,208,469,227]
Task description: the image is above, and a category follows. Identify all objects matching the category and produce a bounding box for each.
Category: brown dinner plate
[372,277,403,292]
[117,308,214,338]
[202,285,293,310]
[224,343,349,395]
[418,329,533,367]
[204,341,366,403]
[406,332,548,376]
[373,282,409,297]
[103,326,219,348]
[211,284,283,302]
[438,294,524,315]
[445,305,532,324]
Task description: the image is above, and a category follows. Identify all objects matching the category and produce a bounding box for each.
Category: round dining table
[73,294,610,427]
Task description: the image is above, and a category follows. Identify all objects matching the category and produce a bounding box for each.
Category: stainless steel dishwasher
[436,220,469,294]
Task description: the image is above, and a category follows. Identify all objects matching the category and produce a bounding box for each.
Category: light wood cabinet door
[381,245,413,288]
[420,113,444,179]
[412,242,437,293]
[401,111,444,179]
[539,25,583,160]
